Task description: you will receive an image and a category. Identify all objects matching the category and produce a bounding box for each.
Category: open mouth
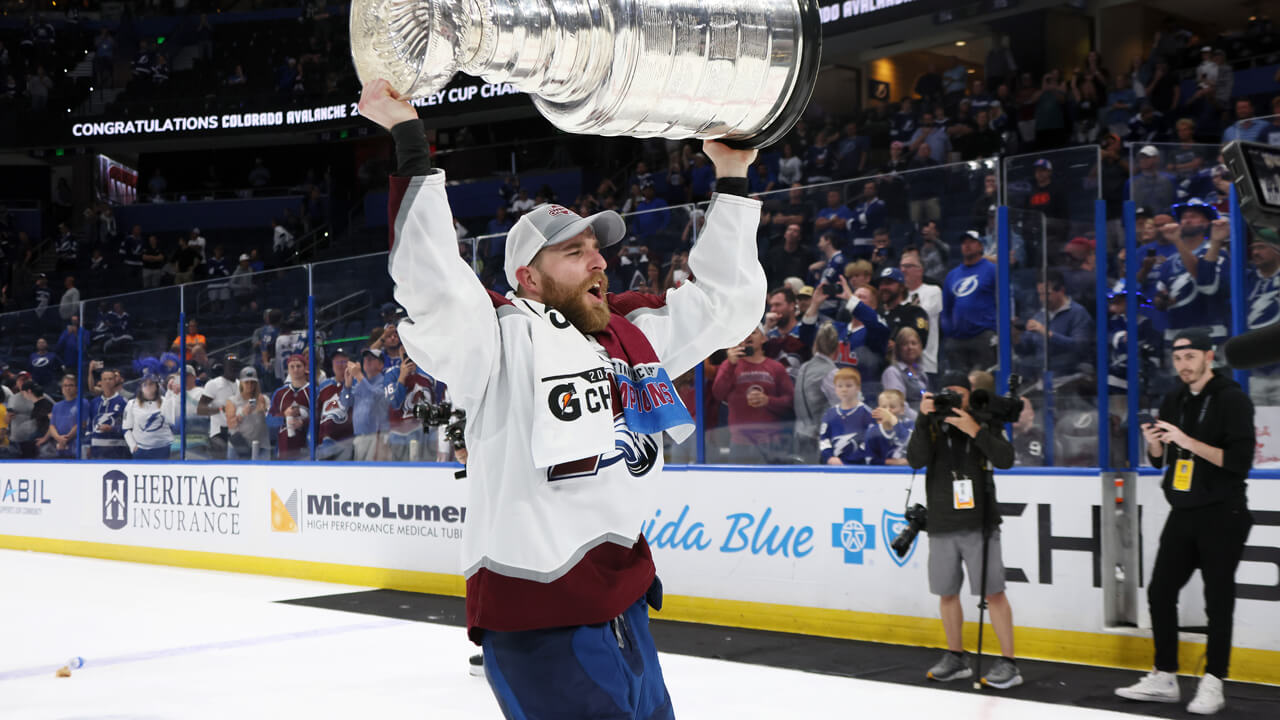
[586,280,604,302]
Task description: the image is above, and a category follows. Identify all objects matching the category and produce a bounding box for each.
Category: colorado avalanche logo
[322,397,348,424]
[616,430,659,477]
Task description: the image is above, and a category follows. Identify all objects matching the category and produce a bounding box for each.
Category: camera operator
[905,371,1018,689]
[1115,329,1255,715]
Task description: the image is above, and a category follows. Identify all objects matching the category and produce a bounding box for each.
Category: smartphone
[1137,412,1157,427]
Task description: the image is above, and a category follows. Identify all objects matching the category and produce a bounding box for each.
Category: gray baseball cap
[504,203,626,291]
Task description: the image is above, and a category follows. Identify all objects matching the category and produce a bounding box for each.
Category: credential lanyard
[1176,394,1212,461]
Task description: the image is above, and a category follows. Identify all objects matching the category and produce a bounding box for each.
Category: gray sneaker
[927,651,973,682]
[981,657,1023,689]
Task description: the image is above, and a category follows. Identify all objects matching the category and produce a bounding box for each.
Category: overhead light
[955,40,967,47]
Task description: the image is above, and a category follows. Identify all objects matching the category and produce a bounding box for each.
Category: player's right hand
[357,78,420,131]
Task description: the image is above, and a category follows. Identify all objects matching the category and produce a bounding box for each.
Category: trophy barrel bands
[529,0,819,147]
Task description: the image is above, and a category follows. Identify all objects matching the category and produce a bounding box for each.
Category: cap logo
[547,205,573,216]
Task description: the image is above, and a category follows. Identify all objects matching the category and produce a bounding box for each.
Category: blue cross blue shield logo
[102,470,128,530]
[882,509,917,566]
[831,508,875,564]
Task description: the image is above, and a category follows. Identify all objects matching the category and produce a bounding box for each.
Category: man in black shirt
[763,223,813,288]
[1115,329,1255,715]
[906,372,1019,689]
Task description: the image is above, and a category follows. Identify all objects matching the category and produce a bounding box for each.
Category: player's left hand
[357,78,420,131]
[944,408,981,438]
[702,139,756,179]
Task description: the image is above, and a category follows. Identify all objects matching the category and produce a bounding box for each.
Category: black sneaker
[468,653,484,677]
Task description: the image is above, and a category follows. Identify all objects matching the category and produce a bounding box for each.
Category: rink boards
[0,462,1276,685]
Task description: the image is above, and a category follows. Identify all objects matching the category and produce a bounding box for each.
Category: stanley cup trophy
[350,0,821,148]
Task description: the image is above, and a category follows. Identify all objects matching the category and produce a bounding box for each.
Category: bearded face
[540,269,611,334]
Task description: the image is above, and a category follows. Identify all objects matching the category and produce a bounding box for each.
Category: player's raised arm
[362,79,499,410]
[622,139,767,377]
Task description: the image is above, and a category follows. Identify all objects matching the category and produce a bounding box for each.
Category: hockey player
[361,78,764,718]
[268,354,311,460]
[123,374,173,460]
[89,368,129,459]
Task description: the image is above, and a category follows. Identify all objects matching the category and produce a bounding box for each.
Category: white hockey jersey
[388,170,765,638]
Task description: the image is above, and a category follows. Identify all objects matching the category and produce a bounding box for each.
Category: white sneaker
[1115,670,1180,703]
[1187,673,1225,715]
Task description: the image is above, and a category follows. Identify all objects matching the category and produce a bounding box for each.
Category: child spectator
[864,389,913,465]
[818,367,873,465]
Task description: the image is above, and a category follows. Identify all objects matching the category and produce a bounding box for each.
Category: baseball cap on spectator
[239,367,258,381]
[876,267,905,285]
[238,253,250,262]
[797,285,814,298]
[1033,158,1052,170]
[1108,280,1151,307]
[1172,197,1220,221]
[939,371,971,391]
[362,347,384,361]
[1138,145,1160,158]
[1172,328,1214,352]
[286,353,307,366]
[185,364,196,376]
[505,203,626,291]
[330,347,350,358]
[1250,227,1280,250]
[1067,236,1097,251]
[962,230,982,244]
[1200,46,1213,53]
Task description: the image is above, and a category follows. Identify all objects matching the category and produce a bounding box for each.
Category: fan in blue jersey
[942,231,999,372]
[809,232,849,312]
[1149,199,1230,344]
[818,367,874,465]
[864,389,914,465]
[89,368,130,459]
[1245,230,1280,406]
[1105,288,1163,399]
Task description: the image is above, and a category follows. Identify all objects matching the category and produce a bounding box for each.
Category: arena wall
[1,462,1276,684]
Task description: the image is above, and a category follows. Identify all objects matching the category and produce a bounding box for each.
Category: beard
[542,271,611,334]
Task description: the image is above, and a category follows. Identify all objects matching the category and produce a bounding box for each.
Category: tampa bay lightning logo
[953,275,979,298]
[1249,286,1280,330]
[31,355,51,368]
[95,411,118,430]
[141,410,166,432]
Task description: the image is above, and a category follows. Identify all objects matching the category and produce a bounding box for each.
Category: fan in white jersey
[123,374,174,460]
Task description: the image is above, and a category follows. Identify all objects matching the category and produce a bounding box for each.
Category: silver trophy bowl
[350,0,820,148]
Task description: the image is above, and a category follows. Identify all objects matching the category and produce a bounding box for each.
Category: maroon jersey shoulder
[387,176,414,251]
[608,291,668,317]
[487,290,513,308]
